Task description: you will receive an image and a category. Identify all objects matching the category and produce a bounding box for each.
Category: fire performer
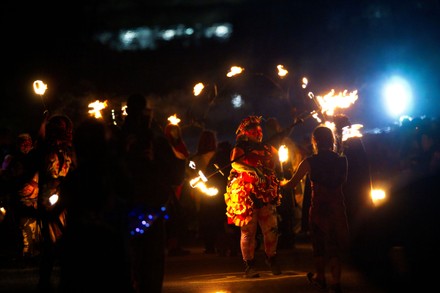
[224,115,282,278]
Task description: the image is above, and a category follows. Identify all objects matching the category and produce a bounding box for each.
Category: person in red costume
[225,115,282,278]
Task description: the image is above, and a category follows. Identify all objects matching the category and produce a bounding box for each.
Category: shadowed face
[245,125,263,142]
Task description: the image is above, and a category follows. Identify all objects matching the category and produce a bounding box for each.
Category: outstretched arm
[280,158,310,189]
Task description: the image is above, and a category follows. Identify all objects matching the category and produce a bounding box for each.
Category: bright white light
[231,94,244,108]
[215,25,230,38]
[382,76,412,118]
[162,29,176,40]
[122,30,136,43]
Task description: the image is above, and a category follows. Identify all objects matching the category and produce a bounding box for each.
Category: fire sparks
[88,100,108,119]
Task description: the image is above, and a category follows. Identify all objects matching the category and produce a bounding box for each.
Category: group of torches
[21,70,386,220]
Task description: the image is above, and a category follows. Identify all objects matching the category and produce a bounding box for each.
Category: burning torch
[33,80,48,113]
[278,145,288,180]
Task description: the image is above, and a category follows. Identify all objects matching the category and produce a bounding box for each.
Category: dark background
[2,0,440,139]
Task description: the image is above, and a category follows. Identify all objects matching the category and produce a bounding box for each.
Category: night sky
[2,0,440,139]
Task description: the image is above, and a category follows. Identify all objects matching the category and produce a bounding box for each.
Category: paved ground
[163,239,386,293]
[0,236,386,293]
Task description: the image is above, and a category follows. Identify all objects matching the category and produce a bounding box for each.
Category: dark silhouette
[163,122,191,257]
[2,133,40,261]
[17,114,76,292]
[333,114,374,245]
[282,125,349,293]
[58,117,133,292]
[120,93,185,293]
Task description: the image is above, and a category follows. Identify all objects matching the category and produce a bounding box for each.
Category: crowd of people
[1,92,440,292]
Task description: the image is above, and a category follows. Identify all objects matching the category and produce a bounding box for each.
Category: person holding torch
[224,115,282,278]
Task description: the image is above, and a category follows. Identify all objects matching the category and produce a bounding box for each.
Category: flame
[189,170,218,196]
[167,114,181,125]
[227,66,244,77]
[278,145,288,163]
[277,65,288,78]
[371,188,386,206]
[121,104,128,116]
[311,110,322,123]
[342,124,363,141]
[193,82,204,96]
[33,80,47,95]
[88,100,108,119]
[49,194,59,205]
[0,206,6,216]
[315,89,358,116]
[302,77,308,89]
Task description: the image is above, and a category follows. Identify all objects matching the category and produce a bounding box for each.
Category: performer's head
[312,125,335,153]
[236,116,263,143]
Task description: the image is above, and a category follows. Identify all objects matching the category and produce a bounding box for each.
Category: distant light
[162,29,176,40]
[95,23,232,51]
[122,30,136,43]
[231,94,244,108]
[371,188,387,206]
[382,76,412,118]
[205,23,232,39]
[215,25,231,38]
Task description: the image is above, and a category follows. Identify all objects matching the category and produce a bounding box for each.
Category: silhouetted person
[19,113,75,292]
[265,117,306,249]
[333,114,374,244]
[120,93,185,293]
[3,133,40,261]
[163,122,191,257]
[190,130,219,254]
[58,118,133,292]
[281,125,349,293]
